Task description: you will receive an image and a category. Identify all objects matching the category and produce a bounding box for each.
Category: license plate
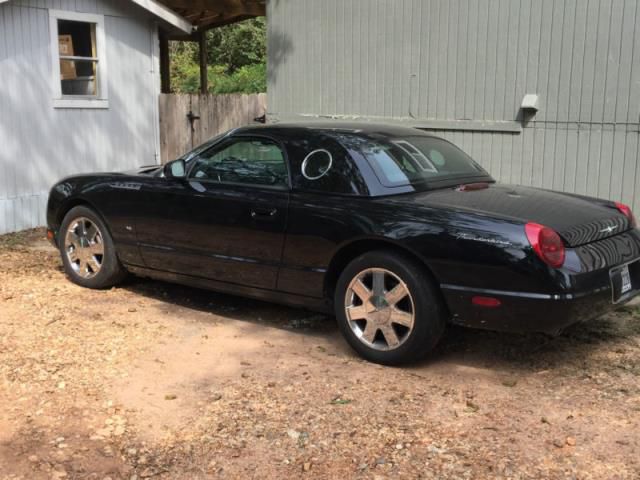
[611,263,636,303]
[621,265,632,294]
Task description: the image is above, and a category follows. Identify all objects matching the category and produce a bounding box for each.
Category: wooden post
[199,30,208,94]
[159,31,171,93]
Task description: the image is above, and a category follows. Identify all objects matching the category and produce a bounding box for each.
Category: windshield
[346,134,490,188]
[179,132,227,162]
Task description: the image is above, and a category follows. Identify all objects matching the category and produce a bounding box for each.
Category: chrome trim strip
[439,284,611,301]
[440,284,559,300]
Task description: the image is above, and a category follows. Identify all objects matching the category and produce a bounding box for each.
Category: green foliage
[209,63,267,94]
[169,18,266,94]
[207,18,266,73]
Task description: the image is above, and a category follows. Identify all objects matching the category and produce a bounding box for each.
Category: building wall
[267,0,640,213]
[0,0,160,234]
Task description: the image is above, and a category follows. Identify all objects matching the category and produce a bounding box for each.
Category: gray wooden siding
[0,0,159,234]
[267,0,640,213]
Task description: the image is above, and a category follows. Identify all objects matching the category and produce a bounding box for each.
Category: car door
[135,135,290,290]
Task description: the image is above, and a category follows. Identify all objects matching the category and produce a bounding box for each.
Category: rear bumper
[442,279,639,334]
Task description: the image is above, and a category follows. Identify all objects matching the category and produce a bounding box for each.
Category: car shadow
[123,276,639,373]
[421,306,640,374]
[122,276,337,335]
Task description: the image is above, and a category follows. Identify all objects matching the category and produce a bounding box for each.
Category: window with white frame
[49,10,108,108]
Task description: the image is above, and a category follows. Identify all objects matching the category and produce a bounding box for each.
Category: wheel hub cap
[344,268,415,351]
[371,295,389,310]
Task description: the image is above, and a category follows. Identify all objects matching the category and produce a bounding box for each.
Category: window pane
[288,135,369,195]
[58,20,97,96]
[191,139,288,187]
[60,59,97,95]
[58,20,96,58]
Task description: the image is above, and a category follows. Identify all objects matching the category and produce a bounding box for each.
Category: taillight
[615,202,637,228]
[525,222,565,268]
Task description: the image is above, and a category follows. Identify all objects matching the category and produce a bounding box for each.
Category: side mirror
[164,159,186,179]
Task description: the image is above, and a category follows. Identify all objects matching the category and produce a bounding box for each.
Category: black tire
[58,205,128,289]
[334,250,446,365]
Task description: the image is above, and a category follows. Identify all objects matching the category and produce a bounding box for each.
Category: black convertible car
[46,123,640,364]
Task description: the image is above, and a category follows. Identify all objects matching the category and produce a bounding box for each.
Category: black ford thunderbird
[46,123,640,364]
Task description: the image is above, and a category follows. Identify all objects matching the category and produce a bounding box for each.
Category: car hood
[393,183,631,247]
[121,165,163,175]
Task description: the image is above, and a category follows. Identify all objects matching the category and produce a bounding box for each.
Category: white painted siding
[0,0,160,233]
[267,0,640,214]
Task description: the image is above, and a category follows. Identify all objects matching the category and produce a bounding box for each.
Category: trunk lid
[396,183,631,247]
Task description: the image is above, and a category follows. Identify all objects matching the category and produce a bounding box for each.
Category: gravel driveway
[1,229,639,479]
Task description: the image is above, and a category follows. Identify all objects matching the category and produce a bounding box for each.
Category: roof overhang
[1,0,266,37]
[158,0,265,39]
[129,0,193,33]
[0,0,193,33]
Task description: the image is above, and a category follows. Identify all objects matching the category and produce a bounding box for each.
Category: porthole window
[302,149,333,180]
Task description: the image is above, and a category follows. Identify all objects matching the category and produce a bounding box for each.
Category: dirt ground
[0,229,639,480]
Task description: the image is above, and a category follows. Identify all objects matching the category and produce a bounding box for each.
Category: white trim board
[1,0,192,33]
[49,9,109,109]
[129,0,192,33]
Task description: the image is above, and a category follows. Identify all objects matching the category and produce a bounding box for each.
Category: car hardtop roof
[233,121,441,141]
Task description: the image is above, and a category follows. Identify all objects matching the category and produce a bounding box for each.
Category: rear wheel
[59,206,127,289]
[334,250,446,365]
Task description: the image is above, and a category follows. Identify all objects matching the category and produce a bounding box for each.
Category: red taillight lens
[525,222,565,268]
[615,202,637,228]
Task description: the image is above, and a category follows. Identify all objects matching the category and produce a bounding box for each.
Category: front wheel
[334,250,446,365]
[58,205,128,289]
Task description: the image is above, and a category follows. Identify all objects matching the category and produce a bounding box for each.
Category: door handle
[250,208,278,219]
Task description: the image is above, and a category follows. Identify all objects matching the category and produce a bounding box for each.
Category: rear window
[346,135,489,188]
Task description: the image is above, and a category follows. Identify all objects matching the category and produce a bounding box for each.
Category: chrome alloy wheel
[344,268,415,351]
[64,217,104,279]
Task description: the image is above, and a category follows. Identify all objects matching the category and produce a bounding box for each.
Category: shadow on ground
[123,276,640,375]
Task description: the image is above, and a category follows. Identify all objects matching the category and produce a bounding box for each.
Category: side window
[189,138,288,188]
[290,137,368,195]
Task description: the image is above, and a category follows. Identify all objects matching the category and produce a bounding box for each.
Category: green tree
[207,18,265,73]
[169,18,266,94]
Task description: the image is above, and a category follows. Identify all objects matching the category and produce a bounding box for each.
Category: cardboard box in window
[58,35,77,80]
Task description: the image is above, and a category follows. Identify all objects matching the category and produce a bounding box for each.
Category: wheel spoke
[372,270,385,296]
[88,242,104,255]
[85,224,99,243]
[68,249,80,263]
[351,279,372,302]
[346,304,368,321]
[87,256,101,273]
[361,321,378,343]
[78,259,88,274]
[390,308,413,328]
[380,324,400,347]
[67,232,80,248]
[384,282,408,306]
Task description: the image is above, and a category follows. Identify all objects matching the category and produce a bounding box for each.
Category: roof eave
[128,0,193,33]
[0,0,193,34]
